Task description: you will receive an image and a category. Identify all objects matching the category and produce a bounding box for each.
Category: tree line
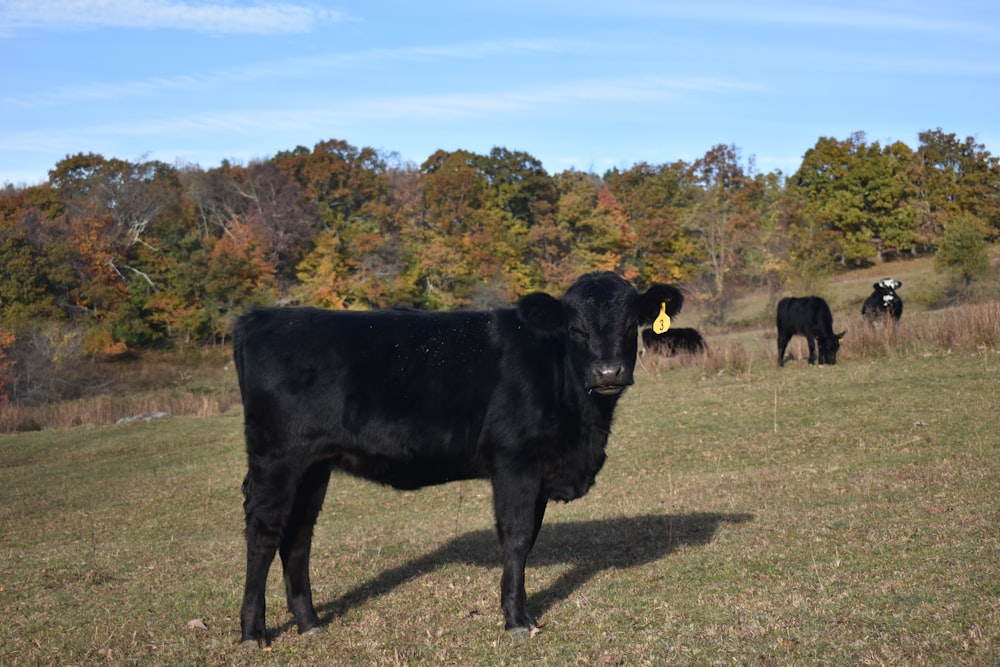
[0,128,997,402]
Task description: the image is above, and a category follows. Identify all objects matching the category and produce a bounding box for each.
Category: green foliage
[934,213,991,288]
[918,128,1000,238]
[792,133,925,265]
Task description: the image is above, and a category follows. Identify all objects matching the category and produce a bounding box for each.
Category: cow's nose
[592,362,625,385]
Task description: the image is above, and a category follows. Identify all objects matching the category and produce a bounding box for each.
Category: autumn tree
[409,149,490,307]
[0,187,61,325]
[603,161,693,285]
[43,153,190,350]
[280,140,400,309]
[681,145,764,323]
[0,327,14,402]
[475,147,558,296]
[736,170,793,308]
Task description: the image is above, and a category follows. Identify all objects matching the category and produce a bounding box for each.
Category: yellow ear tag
[652,301,671,334]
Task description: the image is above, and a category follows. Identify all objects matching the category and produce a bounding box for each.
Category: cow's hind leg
[280,462,331,636]
[777,332,791,367]
[240,461,304,647]
[492,468,547,637]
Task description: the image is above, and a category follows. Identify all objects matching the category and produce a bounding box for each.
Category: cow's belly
[327,445,489,489]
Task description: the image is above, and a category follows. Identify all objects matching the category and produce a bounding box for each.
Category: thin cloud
[568,1,998,39]
[410,75,758,117]
[101,74,760,132]
[0,0,348,35]
[1,72,757,148]
[3,38,589,108]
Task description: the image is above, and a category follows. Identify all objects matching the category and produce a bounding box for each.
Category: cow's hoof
[240,638,265,650]
[301,625,326,637]
[506,625,540,638]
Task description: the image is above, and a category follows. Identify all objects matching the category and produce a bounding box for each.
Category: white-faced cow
[862,278,903,324]
[641,327,707,356]
[776,296,845,366]
[232,272,683,647]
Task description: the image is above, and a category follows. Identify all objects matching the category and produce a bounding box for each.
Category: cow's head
[518,272,683,396]
[818,331,846,365]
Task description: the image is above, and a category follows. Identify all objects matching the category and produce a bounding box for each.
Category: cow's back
[233,306,573,489]
[642,327,706,355]
[777,296,833,336]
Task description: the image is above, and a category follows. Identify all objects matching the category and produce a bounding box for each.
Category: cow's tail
[231,313,251,406]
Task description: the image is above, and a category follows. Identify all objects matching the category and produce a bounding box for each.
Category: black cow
[776,296,845,366]
[862,278,903,323]
[232,272,683,647]
[641,327,707,356]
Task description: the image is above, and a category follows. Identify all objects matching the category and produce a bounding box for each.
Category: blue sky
[2,1,998,187]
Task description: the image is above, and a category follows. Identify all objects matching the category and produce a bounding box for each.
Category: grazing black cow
[776,296,845,366]
[232,272,683,646]
[862,278,903,323]
[641,327,707,356]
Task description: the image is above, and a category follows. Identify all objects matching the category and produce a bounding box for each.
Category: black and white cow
[232,272,683,646]
[641,327,707,356]
[776,296,845,366]
[862,278,903,324]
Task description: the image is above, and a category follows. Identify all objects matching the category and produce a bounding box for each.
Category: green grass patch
[2,351,998,665]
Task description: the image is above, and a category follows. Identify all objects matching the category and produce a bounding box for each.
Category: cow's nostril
[593,363,624,383]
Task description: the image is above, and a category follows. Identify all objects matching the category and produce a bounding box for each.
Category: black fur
[776,296,845,366]
[862,279,903,323]
[232,272,683,645]
[641,327,707,356]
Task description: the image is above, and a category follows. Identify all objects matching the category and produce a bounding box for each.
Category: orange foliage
[211,222,277,289]
[0,328,15,402]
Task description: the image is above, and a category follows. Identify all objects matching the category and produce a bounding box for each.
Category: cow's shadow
[301,511,752,635]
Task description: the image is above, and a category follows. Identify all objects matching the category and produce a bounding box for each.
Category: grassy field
[2,336,998,665]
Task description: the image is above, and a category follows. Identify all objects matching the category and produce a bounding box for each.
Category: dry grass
[643,299,1000,376]
[0,389,242,433]
[0,349,240,433]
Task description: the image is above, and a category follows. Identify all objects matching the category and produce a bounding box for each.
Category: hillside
[2,254,998,433]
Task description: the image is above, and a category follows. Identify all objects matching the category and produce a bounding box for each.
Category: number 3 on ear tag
[652,301,671,334]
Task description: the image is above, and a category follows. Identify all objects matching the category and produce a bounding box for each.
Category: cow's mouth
[589,384,626,396]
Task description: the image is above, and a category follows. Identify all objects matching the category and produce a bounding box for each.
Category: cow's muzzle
[588,362,630,395]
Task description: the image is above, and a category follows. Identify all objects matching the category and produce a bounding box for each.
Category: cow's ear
[894,281,901,289]
[837,331,846,341]
[873,282,880,290]
[637,284,683,325]
[517,292,565,330]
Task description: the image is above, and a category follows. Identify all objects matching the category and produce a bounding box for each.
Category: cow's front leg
[492,465,547,636]
[806,335,817,365]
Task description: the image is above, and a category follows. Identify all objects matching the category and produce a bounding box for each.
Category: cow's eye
[569,326,589,341]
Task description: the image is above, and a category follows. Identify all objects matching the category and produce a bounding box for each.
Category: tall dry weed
[639,340,752,377]
[842,301,1000,360]
[0,390,241,433]
[640,301,999,379]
